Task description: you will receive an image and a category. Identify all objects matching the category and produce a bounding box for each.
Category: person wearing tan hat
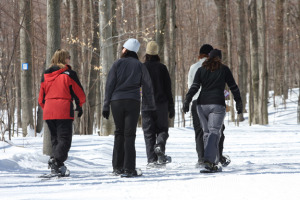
[142,41,175,167]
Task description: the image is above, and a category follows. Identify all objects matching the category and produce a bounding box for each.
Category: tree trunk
[135,0,142,39]
[236,0,248,120]
[19,0,34,137]
[100,0,114,136]
[43,0,61,156]
[257,0,268,125]
[214,0,228,64]
[69,0,81,135]
[168,0,176,127]
[87,0,100,135]
[248,0,259,124]
[155,0,166,64]
[274,0,284,97]
[80,0,90,135]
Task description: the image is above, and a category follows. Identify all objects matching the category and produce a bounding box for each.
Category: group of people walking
[38,39,242,177]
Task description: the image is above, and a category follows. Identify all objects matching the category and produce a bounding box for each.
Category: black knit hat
[209,49,222,59]
[199,44,214,55]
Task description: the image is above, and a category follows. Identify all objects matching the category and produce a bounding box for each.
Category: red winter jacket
[38,64,86,120]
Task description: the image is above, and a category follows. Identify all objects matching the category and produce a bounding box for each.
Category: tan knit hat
[146,41,158,55]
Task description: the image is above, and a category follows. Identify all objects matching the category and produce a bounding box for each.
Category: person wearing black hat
[184,49,243,172]
[187,45,228,168]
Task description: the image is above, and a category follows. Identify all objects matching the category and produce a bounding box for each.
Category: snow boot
[48,158,70,177]
[155,146,172,164]
[120,169,142,178]
[200,161,222,173]
[112,168,124,176]
[220,155,231,167]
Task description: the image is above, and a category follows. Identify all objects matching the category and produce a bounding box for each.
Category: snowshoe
[48,158,70,177]
[120,168,142,178]
[200,162,222,173]
[220,155,231,167]
[155,146,172,164]
[112,168,124,176]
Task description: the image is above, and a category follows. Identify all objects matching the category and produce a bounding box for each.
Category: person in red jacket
[38,49,86,176]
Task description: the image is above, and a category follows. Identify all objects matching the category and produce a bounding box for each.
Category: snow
[1,89,300,200]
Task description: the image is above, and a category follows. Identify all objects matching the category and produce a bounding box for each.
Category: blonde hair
[50,49,70,68]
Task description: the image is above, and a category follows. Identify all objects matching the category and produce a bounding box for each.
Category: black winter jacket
[144,61,174,106]
[186,64,241,106]
[103,57,156,112]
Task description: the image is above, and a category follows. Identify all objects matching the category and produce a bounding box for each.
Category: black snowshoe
[154,146,172,165]
[200,162,222,173]
[220,155,231,167]
[120,168,142,178]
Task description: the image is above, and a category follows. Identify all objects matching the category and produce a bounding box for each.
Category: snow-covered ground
[1,89,300,200]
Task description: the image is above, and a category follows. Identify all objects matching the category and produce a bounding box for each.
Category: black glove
[183,100,190,114]
[168,104,175,119]
[102,110,110,119]
[236,100,243,114]
[75,107,83,118]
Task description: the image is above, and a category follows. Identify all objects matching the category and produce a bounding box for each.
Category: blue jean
[197,104,226,164]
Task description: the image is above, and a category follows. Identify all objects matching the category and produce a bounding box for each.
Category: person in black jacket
[142,41,175,167]
[102,38,156,177]
[183,49,243,172]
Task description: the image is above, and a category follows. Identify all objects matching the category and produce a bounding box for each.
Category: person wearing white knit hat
[103,38,155,177]
[123,38,140,53]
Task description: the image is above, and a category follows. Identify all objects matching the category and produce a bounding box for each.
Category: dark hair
[144,54,160,62]
[202,57,222,72]
[121,49,139,60]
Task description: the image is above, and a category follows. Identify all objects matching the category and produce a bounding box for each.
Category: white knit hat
[123,38,140,53]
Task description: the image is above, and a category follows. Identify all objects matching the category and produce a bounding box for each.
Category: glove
[168,104,175,119]
[236,100,243,114]
[75,107,83,118]
[102,110,110,119]
[183,100,190,114]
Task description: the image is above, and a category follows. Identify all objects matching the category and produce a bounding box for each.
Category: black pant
[191,101,225,162]
[46,119,73,164]
[111,99,140,171]
[142,102,169,163]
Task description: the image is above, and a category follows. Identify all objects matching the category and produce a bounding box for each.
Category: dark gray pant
[111,99,140,171]
[191,100,204,162]
[197,104,226,164]
[142,102,169,163]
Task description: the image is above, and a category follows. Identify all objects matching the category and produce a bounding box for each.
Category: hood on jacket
[43,64,70,82]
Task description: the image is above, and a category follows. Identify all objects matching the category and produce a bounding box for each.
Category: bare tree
[236,0,248,121]
[168,0,176,127]
[155,0,166,64]
[19,0,34,136]
[43,0,61,156]
[257,0,268,124]
[87,0,100,135]
[274,0,285,97]
[100,0,114,136]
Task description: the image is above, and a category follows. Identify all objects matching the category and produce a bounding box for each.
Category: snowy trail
[1,123,300,200]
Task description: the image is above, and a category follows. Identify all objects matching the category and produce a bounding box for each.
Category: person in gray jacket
[102,38,156,177]
[183,49,243,172]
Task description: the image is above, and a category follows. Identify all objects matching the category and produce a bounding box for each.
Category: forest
[0,0,299,142]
